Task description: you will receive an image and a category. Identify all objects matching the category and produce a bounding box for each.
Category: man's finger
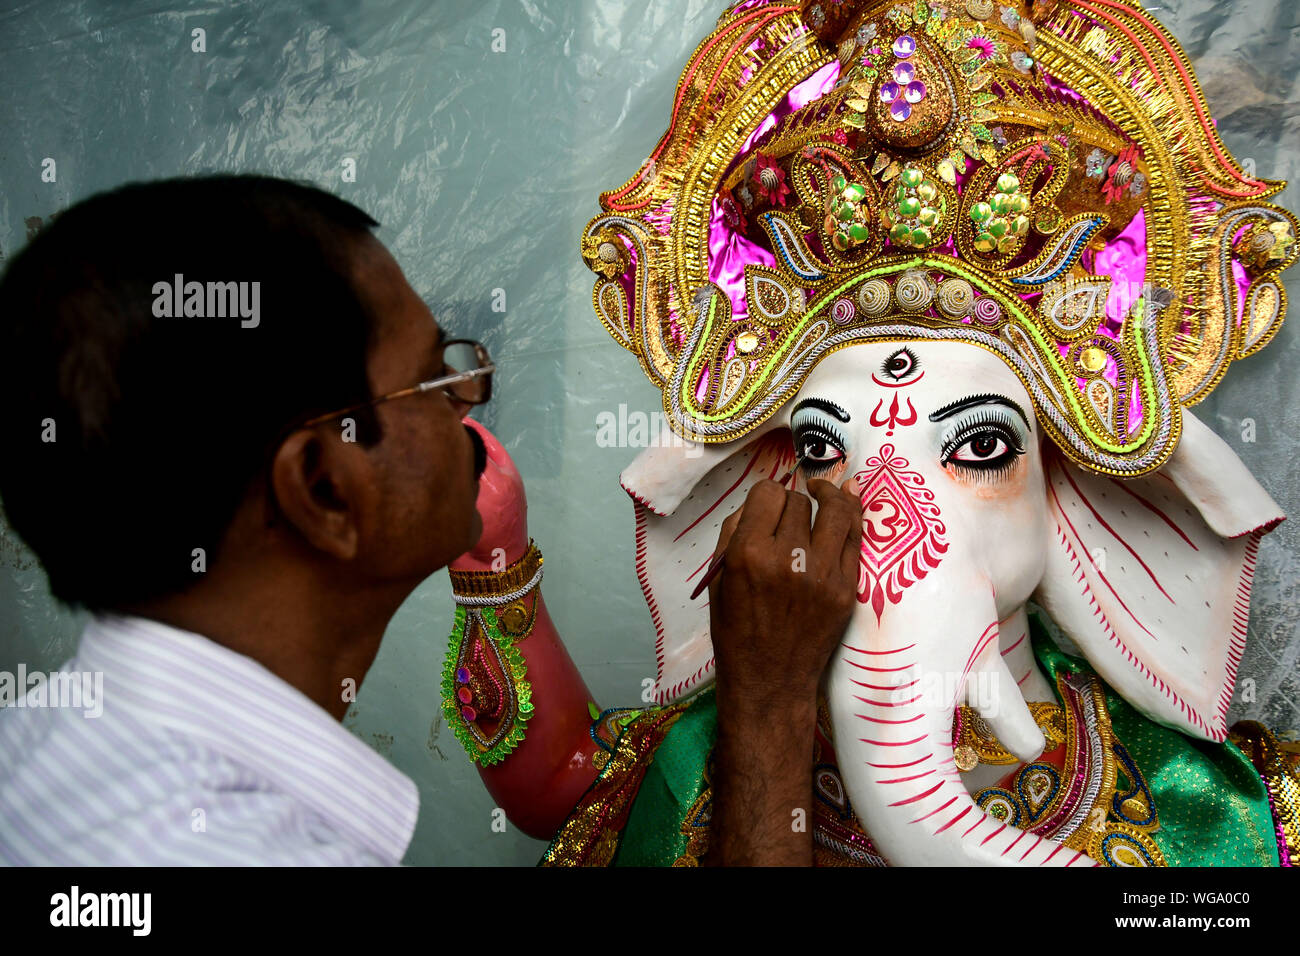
[774,488,812,547]
[713,505,744,560]
[734,479,789,539]
[808,478,858,568]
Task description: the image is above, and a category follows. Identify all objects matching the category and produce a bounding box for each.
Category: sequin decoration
[882,165,948,249]
[878,35,926,122]
[440,604,534,766]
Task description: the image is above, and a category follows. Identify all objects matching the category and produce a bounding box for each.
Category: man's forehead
[348,234,439,342]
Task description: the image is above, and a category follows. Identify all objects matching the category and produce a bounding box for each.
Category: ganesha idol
[443,0,1300,866]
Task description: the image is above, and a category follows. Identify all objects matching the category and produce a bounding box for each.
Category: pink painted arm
[450,418,601,840]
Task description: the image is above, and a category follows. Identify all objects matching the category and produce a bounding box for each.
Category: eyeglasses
[298,338,494,429]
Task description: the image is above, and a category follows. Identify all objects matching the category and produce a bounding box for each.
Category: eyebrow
[928,393,1031,428]
[792,397,851,422]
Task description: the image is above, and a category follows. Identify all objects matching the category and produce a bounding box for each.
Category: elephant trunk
[825,567,1096,867]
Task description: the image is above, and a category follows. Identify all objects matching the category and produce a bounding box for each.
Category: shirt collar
[77,613,419,864]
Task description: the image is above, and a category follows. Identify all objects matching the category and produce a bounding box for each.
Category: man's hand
[705,477,861,866]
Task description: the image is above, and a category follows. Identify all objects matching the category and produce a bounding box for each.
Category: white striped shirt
[0,614,418,865]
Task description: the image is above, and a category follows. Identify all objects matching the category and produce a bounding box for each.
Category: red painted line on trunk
[962,816,984,838]
[1066,850,1087,867]
[856,712,924,725]
[909,795,959,823]
[1044,842,1064,863]
[934,806,971,834]
[876,770,934,784]
[1002,831,1026,856]
[844,660,916,673]
[844,643,917,656]
[1001,632,1025,656]
[865,754,932,769]
[888,781,944,806]
[980,823,1008,846]
[1019,835,1044,862]
[861,734,928,747]
[854,694,924,708]
[851,678,920,691]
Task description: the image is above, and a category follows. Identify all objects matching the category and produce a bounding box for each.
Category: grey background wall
[1,0,1297,865]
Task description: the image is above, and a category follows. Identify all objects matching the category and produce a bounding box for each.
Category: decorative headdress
[581,0,1298,476]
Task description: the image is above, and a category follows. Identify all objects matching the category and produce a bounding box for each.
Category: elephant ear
[1034,409,1284,742]
[620,418,794,704]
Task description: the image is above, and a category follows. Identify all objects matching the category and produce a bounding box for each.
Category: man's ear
[270,430,361,561]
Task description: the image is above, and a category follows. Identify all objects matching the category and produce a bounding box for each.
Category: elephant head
[620,339,1282,866]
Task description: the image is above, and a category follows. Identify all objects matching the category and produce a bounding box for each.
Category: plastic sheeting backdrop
[0,0,1297,865]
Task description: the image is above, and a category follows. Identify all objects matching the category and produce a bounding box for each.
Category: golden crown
[580,0,1298,475]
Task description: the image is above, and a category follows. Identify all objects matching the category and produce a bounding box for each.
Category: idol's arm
[443,419,600,840]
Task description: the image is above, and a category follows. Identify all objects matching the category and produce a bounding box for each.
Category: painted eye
[796,433,845,468]
[951,432,1010,463]
[882,347,917,380]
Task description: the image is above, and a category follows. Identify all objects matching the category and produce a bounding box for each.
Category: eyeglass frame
[295,337,494,431]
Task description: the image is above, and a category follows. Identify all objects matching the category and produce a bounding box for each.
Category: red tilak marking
[870,370,925,388]
[889,782,944,807]
[869,394,918,435]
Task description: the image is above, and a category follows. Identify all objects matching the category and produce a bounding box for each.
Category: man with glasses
[0,174,857,865]
[0,175,498,864]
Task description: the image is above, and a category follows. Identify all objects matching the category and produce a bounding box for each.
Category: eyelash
[792,420,847,474]
[939,412,1026,477]
[880,346,918,379]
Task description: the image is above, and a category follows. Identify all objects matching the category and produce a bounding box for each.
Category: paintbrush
[688,452,808,601]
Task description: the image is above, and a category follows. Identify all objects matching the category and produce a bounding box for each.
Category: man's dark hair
[0,174,384,611]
